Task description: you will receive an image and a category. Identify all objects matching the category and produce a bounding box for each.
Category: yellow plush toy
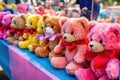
[18,14,40,49]
[7,4,17,10]
[0,2,6,11]
[28,16,44,52]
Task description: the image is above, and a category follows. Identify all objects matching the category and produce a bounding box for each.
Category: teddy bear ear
[20,14,26,21]
[78,17,89,30]
[59,17,68,26]
[89,21,98,31]
[110,24,120,37]
[43,14,50,21]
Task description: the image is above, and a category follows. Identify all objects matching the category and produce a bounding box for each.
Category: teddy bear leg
[18,40,30,49]
[13,40,19,46]
[75,68,96,80]
[105,58,120,79]
[7,37,15,44]
[98,75,109,80]
[50,57,67,69]
[35,47,50,57]
[66,61,81,75]
[49,51,64,59]
[28,44,39,52]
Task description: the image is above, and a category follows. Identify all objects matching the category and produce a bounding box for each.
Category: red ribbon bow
[9,28,24,37]
[85,49,120,69]
[61,39,88,52]
[24,28,36,35]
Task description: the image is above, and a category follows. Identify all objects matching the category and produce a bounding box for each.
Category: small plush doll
[7,14,26,46]
[36,6,46,15]
[50,17,89,75]
[35,14,62,57]
[28,16,44,52]
[2,14,14,40]
[0,11,10,39]
[17,4,27,14]
[75,21,120,80]
[18,14,40,49]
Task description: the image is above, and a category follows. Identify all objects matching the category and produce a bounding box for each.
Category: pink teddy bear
[75,21,120,80]
[0,11,10,39]
[50,17,89,75]
[2,14,14,40]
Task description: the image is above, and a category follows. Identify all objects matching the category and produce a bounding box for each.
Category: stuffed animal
[7,3,17,10]
[28,16,44,52]
[0,12,10,39]
[7,14,26,46]
[35,14,62,57]
[2,14,14,40]
[50,17,89,75]
[18,14,39,49]
[75,21,120,80]
[17,4,27,13]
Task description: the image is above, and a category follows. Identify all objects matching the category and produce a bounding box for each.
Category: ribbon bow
[9,28,24,37]
[36,33,61,41]
[61,39,88,52]
[85,49,120,69]
[24,28,36,35]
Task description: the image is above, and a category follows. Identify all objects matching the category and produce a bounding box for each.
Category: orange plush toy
[35,14,62,57]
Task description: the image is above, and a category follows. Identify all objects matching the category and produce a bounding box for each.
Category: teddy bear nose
[90,44,93,48]
[64,36,67,39]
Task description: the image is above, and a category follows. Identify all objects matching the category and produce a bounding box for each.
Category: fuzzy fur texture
[50,17,89,75]
[75,21,120,80]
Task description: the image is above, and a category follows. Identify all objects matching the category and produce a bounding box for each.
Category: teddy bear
[28,16,44,52]
[2,14,14,40]
[0,11,10,39]
[75,21,120,80]
[50,17,89,75]
[18,14,40,49]
[35,14,62,57]
[7,14,26,46]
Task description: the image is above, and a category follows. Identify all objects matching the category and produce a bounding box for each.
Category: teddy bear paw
[50,57,67,69]
[75,68,96,80]
[66,62,81,75]
[35,47,50,57]
[105,58,119,79]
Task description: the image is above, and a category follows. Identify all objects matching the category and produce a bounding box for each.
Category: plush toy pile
[0,1,120,80]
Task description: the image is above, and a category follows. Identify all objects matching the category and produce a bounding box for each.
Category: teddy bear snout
[45,27,54,34]
[89,44,94,48]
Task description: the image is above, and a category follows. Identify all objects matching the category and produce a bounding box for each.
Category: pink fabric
[9,46,59,80]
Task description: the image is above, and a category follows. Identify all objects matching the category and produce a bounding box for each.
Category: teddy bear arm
[40,39,49,47]
[33,36,39,43]
[74,52,85,64]
[54,44,63,53]
[23,33,29,39]
[105,58,120,79]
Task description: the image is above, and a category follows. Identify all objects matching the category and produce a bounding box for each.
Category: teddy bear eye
[99,39,103,44]
[30,22,32,25]
[14,21,16,24]
[90,38,93,41]
[71,31,74,35]
[51,25,54,28]
[41,27,43,29]
[64,30,66,33]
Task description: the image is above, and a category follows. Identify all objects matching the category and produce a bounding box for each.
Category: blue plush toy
[2,8,15,14]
